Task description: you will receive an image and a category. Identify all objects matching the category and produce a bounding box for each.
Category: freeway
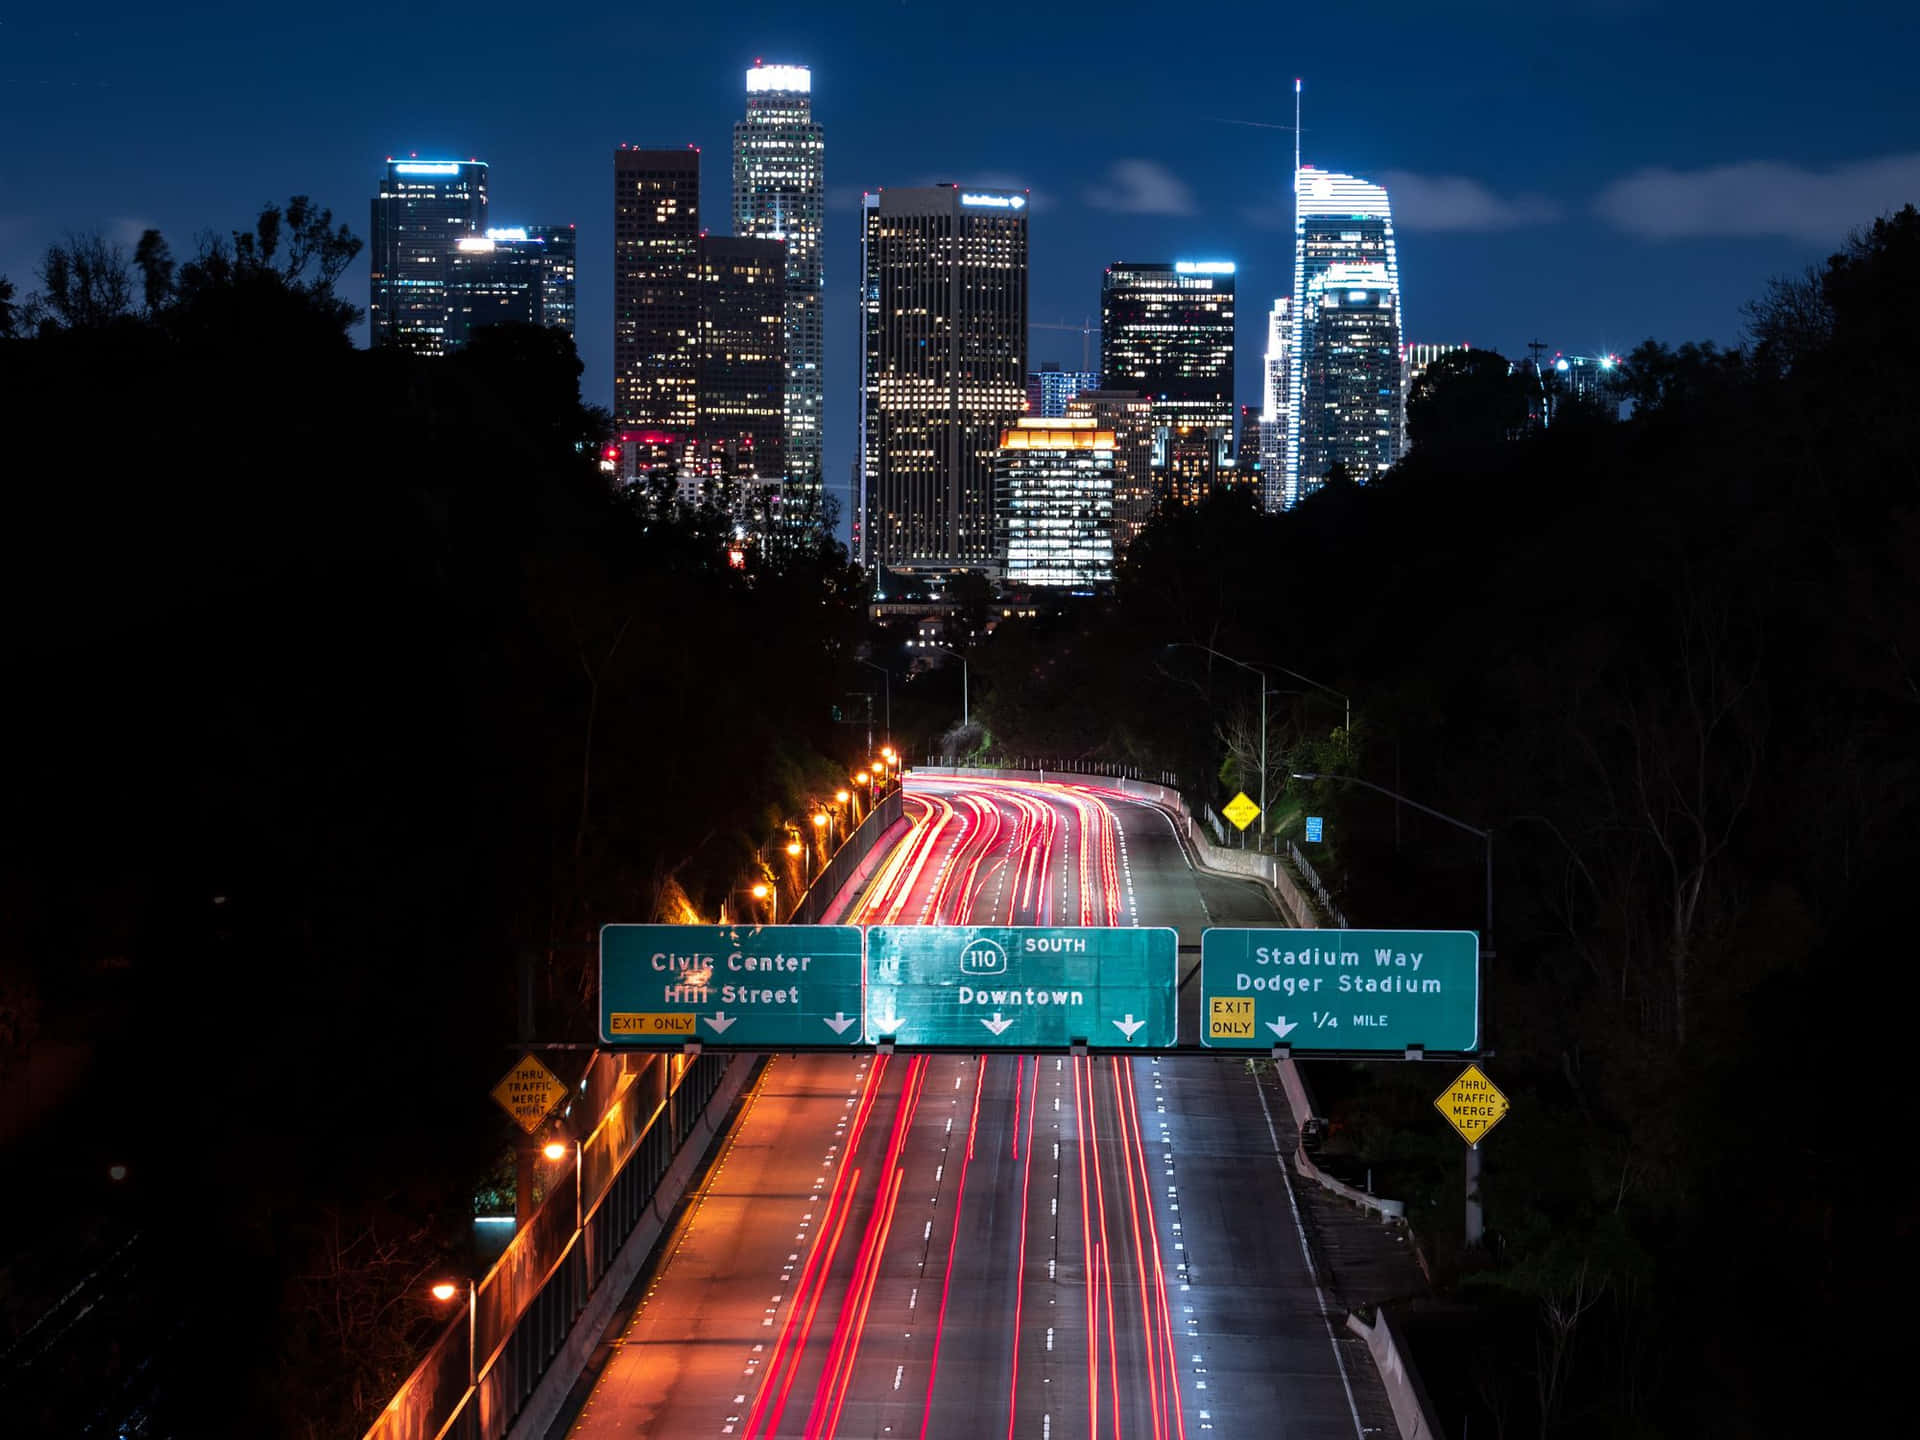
[557,775,1397,1439]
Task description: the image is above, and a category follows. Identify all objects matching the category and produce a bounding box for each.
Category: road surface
[556,774,1396,1439]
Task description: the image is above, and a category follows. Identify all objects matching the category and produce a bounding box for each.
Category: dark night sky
[4,0,1917,524]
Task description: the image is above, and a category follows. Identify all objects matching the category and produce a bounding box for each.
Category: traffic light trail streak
[564,775,1390,1439]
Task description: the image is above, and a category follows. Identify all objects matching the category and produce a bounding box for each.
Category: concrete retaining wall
[1346,1308,1441,1440]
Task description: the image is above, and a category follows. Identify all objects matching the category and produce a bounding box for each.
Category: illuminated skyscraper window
[369,159,488,355]
[1288,167,1402,506]
[444,225,576,349]
[859,185,1029,573]
[734,62,826,499]
[1100,261,1236,493]
[994,418,1116,590]
[1259,298,1292,512]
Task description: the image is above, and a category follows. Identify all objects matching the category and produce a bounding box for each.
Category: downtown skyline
[6,1,1916,531]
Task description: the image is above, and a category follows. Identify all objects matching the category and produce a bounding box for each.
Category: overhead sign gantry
[598,925,1479,1056]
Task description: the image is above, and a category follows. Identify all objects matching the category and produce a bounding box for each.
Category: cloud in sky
[1377,171,1561,230]
[1083,160,1196,217]
[1594,154,1920,242]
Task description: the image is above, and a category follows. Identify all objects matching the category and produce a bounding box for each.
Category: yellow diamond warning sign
[1222,792,1261,831]
[492,1052,568,1134]
[1434,1063,1509,1147]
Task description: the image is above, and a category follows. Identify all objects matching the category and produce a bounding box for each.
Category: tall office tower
[1287,166,1401,506]
[1099,261,1236,489]
[1026,364,1099,417]
[1161,425,1222,509]
[445,226,577,349]
[693,236,788,481]
[369,158,489,354]
[734,62,825,495]
[613,146,702,439]
[1067,389,1155,556]
[859,185,1029,573]
[526,224,577,336]
[993,417,1116,590]
[1298,261,1401,487]
[1258,298,1292,511]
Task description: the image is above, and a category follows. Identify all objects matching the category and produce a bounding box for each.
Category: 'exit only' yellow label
[1208,996,1256,1039]
[609,1012,698,1036]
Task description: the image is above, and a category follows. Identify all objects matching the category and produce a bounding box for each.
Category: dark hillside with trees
[967,209,1920,1436]
[0,202,865,1436]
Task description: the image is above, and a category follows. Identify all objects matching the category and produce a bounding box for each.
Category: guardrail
[1287,840,1349,928]
[362,1050,734,1440]
[792,787,904,923]
[923,756,1181,788]
[361,793,908,1440]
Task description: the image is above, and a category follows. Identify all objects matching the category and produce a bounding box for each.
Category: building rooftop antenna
[1294,78,1302,182]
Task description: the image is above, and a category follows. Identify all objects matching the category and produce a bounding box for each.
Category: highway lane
[559,775,1395,1439]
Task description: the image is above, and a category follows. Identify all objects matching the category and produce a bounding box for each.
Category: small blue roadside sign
[1305,816,1324,842]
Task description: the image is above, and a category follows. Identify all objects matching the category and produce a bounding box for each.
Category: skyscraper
[1298,261,1401,488]
[1026,364,1099,418]
[369,158,489,354]
[994,417,1116,590]
[613,146,702,439]
[734,63,825,496]
[1258,298,1292,511]
[1066,389,1155,557]
[525,223,577,337]
[1287,166,1401,506]
[445,225,576,349]
[693,236,787,481]
[860,185,1029,573]
[1099,261,1236,495]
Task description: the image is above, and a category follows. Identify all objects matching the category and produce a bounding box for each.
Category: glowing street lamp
[430,1282,459,1302]
[751,881,776,924]
[542,1140,568,1162]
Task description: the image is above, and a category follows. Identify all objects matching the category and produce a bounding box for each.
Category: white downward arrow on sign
[822,1012,857,1035]
[1112,1015,1146,1039]
[1266,1016,1299,1039]
[703,1012,736,1034]
[981,1013,1016,1036]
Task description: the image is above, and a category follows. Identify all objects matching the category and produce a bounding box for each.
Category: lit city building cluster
[369,159,575,357]
[369,72,1614,584]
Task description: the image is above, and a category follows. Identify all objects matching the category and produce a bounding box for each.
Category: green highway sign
[1200,928,1479,1053]
[599,924,865,1047]
[864,926,1178,1049]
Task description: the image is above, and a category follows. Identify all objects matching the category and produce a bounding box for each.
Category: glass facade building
[613,146,702,440]
[1259,298,1292,512]
[1026,365,1100,418]
[1066,389,1155,558]
[444,225,576,349]
[1099,261,1236,492]
[369,159,489,355]
[733,63,826,495]
[859,185,1029,573]
[693,236,788,481]
[994,418,1116,590]
[1298,261,1402,488]
[1288,167,1402,506]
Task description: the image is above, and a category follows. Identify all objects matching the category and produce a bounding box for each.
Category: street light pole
[1164,643,1272,840]
[916,643,970,729]
[1292,768,1492,1249]
[856,658,893,755]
